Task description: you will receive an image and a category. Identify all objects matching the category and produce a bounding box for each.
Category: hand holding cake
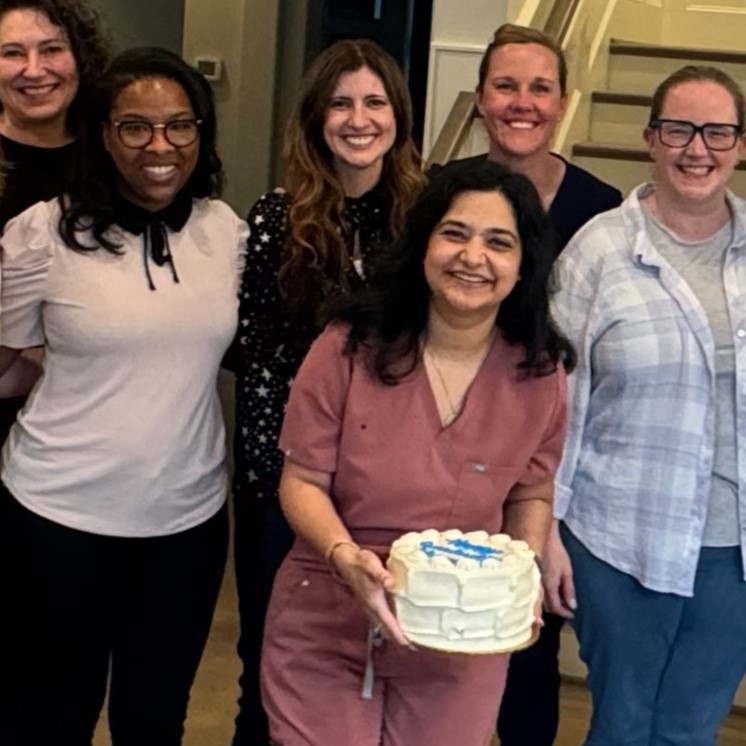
[328,540,410,647]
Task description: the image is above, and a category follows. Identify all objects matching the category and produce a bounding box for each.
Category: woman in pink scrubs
[262,159,573,746]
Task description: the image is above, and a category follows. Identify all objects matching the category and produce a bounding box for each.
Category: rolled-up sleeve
[1,202,54,348]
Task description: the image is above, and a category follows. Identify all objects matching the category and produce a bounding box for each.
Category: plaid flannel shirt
[551,185,746,596]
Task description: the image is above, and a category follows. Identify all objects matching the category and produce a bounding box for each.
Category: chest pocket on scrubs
[448,462,520,533]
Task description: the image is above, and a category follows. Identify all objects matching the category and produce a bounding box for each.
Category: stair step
[591,91,652,107]
[589,94,651,147]
[573,143,650,163]
[573,142,746,169]
[607,40,746,94]
[609,39,746,65]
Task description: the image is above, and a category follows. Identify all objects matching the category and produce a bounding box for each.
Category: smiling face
[476,43,566,163]
[103,76,200,212]
[645,80,744,207]
[424,189,522,323]
[323,65,397,195]
[0,8,79,137]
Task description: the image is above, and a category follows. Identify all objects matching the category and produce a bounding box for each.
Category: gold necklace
[424,347,460,425]
[423,334,494,425]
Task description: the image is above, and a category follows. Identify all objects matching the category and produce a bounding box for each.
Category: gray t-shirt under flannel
[645,209,738,547]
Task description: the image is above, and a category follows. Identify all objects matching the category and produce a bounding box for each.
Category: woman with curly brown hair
[231,38,424,745]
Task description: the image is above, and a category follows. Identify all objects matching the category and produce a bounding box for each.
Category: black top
[545,154,623,250]
[429,153,623,253]
[0,135,76,231]
[233,187,390,501]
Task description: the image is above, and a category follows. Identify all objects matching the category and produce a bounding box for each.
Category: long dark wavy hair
[280,39,425,323]
[335,160,576,384]
[59,47,224,252]
[0,0,111,133]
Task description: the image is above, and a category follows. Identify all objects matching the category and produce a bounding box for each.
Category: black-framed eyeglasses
[110,119,203,149]
[648,119,742,151]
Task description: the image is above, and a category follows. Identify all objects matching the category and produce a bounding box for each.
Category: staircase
[572,39,746,195]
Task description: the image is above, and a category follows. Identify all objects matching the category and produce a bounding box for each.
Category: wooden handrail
[544,0,582,43]
[425,91,479,167]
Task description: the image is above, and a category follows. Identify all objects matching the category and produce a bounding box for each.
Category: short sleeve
[1,201,56,348]
[516,365,568,487]
[234,211,249,285]
[278,324,352,474]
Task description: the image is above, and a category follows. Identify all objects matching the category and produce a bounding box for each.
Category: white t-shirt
[0,197,248,537]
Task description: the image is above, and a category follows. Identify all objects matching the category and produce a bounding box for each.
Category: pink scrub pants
[262,547,510,746]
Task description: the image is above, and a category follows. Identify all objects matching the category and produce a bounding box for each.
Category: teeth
[679,166,711,176]
[345,135,375,146]
[21,84,55,96]
[453,272,488,284]
[506,121,535,129]
[144,165,177,181]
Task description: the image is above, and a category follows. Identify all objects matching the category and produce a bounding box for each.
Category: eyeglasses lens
[118,121,200,148]
[658,122,739,151]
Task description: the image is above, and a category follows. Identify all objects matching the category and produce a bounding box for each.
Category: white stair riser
[590,102,650,147]
[608,55,746,96]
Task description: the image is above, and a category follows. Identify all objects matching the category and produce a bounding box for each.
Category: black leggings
[232,497,294,746]
[0,485,227,746]
[498,612,564,745]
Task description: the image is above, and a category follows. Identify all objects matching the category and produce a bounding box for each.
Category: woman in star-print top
[231,39,424,745]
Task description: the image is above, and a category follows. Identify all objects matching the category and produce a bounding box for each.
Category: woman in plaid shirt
[548,65,746,745]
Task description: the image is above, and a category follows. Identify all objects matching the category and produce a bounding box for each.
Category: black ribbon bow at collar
[113,192,193,291]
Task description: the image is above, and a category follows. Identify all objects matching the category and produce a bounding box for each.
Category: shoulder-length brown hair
[280,39,425,322]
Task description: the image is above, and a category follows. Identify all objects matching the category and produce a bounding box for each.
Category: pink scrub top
[279,323,567,549]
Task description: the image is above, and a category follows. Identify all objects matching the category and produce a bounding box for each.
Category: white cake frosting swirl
[387,529,540,653]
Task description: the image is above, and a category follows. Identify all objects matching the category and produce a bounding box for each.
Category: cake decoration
[387,528,540,654]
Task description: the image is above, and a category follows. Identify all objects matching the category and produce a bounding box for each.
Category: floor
[91,549,746,746]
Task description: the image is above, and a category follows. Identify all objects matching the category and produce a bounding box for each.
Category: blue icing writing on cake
[419,538,503,564]
[387,528,540,654]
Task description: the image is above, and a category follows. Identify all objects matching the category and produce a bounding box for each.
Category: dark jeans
[497,611,564,745]
[232,497,294,746]
[0,485,228,746]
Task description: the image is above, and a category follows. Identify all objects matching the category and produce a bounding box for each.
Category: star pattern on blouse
[233,188,389,501]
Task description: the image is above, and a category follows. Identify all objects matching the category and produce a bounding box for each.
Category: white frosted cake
[387,529,540,654]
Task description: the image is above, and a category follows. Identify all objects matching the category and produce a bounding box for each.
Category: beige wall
[183,0,279,216]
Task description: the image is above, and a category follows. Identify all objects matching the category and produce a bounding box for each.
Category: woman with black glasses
[547,65,746,745]
[0,47,246,745]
